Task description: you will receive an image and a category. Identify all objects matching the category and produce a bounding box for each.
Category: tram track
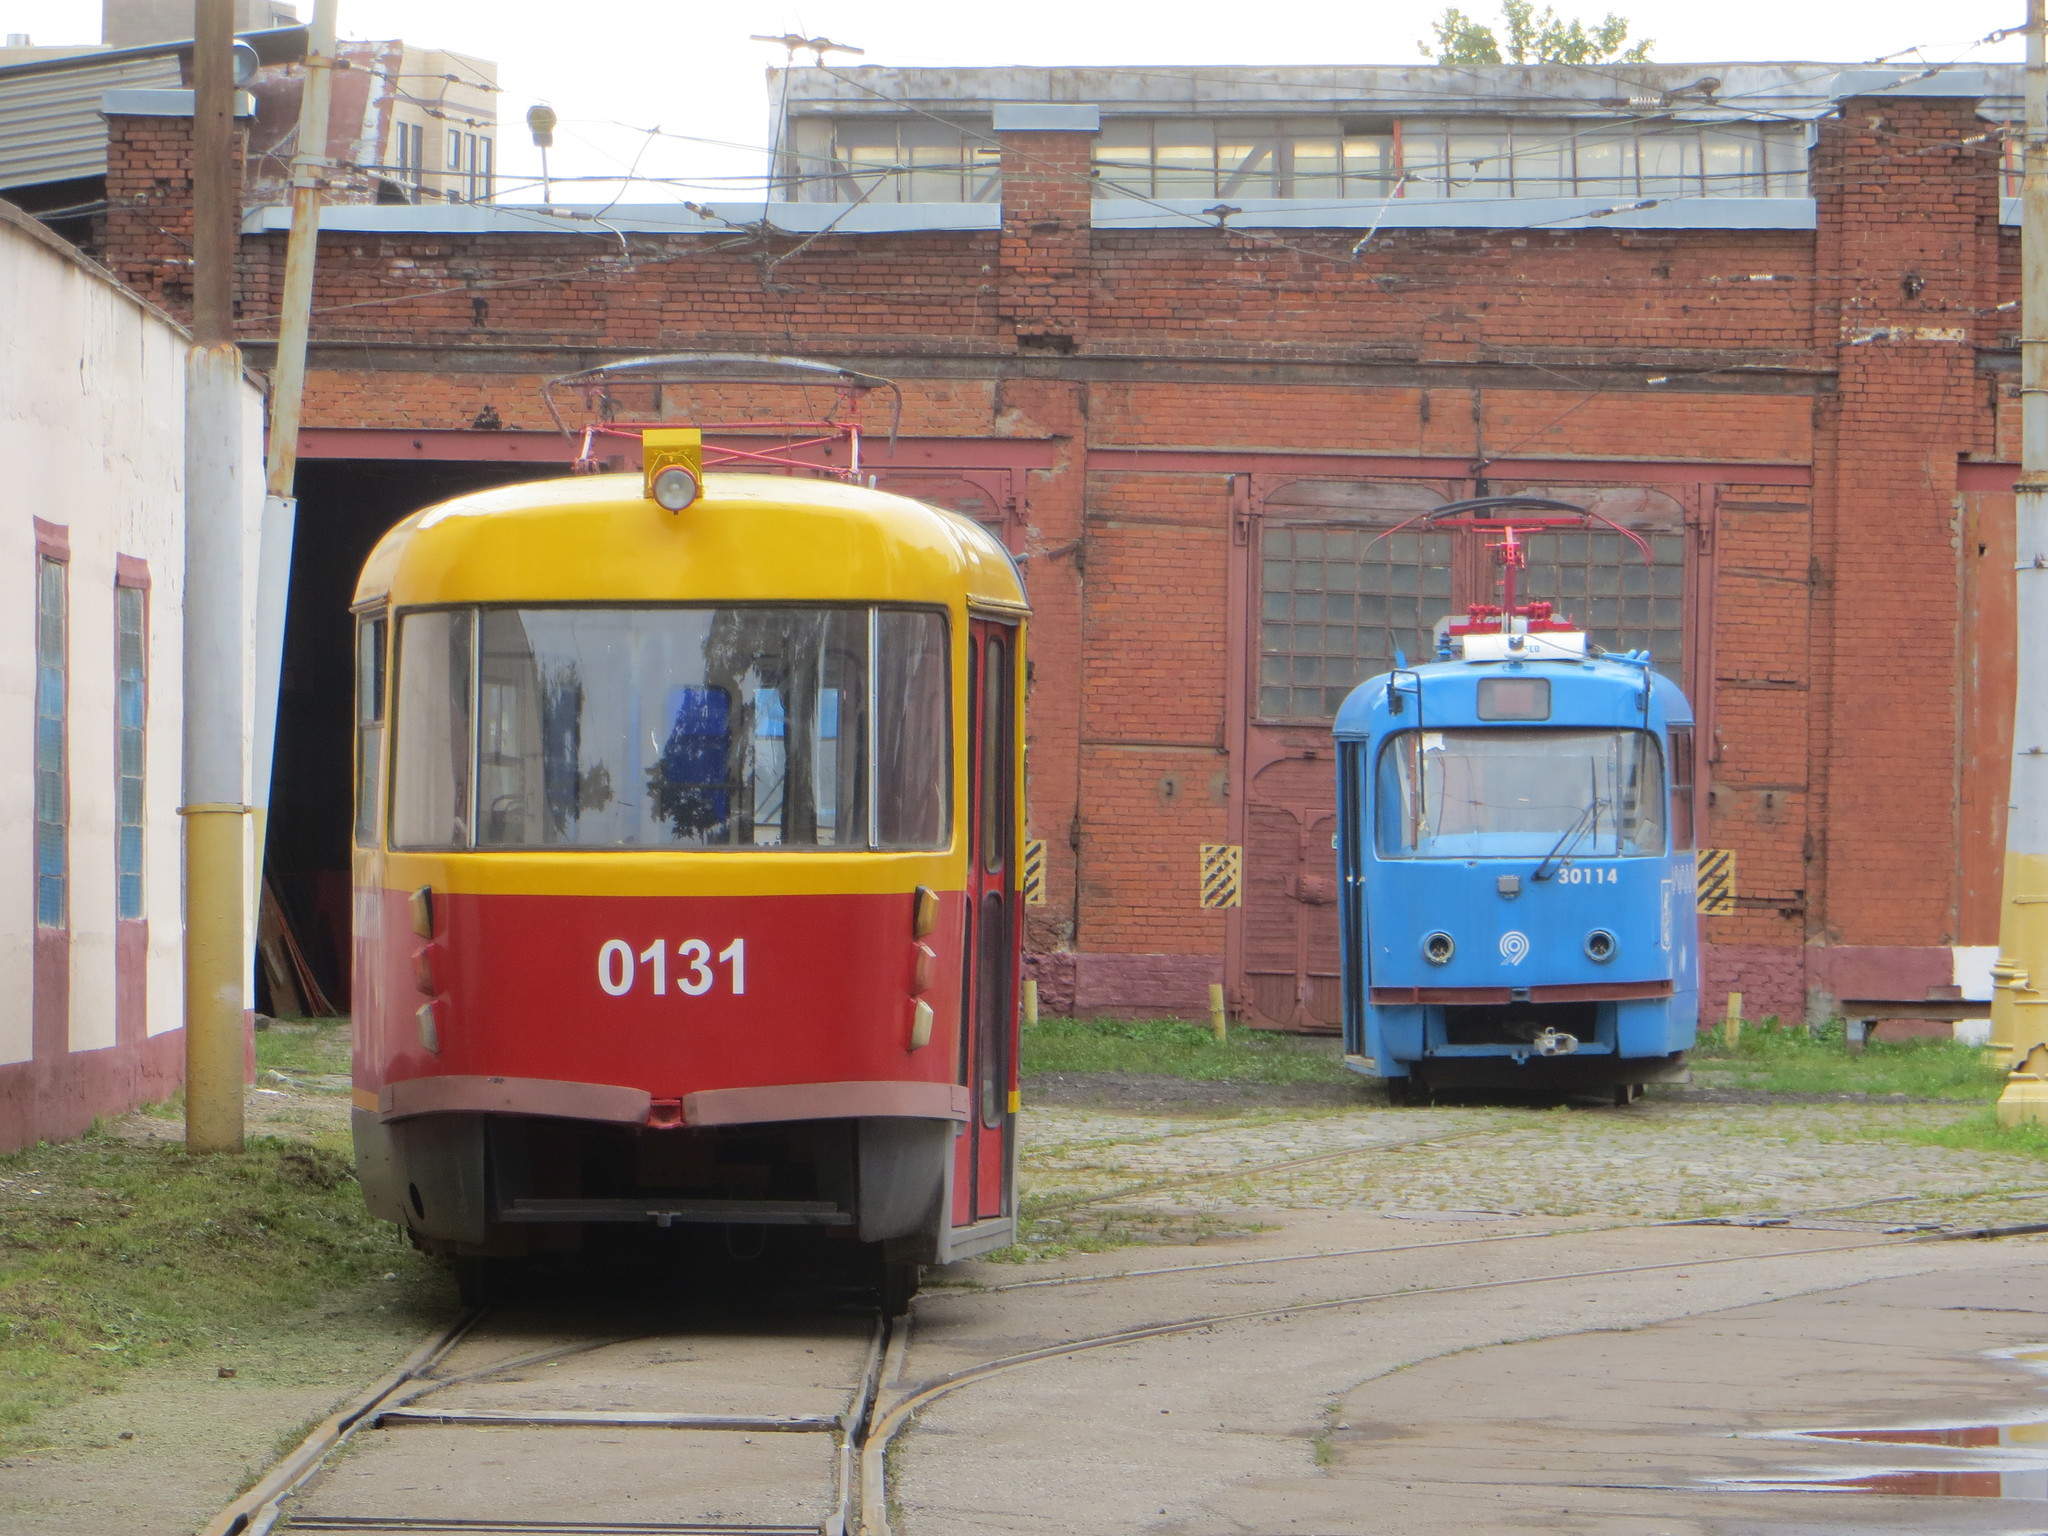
[204,1301,892,1536]
[200,1134,2048,1536]
[206,1210,2044,1536]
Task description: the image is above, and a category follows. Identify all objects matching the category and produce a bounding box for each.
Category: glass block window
[116,584,146,920]
[35,555,66,929]
[1259,524,1452,720]
[1518,528,1687,679]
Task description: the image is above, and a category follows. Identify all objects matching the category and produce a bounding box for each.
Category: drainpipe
[251,0,337,965]
[184,0,248,1153]
[1992,0,2048,1117]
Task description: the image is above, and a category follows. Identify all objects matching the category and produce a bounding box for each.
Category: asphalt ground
[7,1084,2048,1535]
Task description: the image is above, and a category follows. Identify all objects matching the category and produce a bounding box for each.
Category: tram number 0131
[597,938,746,998]
[1558,866,1618,885]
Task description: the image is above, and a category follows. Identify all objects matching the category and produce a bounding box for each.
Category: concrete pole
[184,0,248,1153]
[251,0,337,916]
[1994,0,2048,1114]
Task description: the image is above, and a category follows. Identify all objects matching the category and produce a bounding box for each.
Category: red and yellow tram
[348,445,1027,1307]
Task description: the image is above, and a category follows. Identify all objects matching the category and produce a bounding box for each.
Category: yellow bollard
[1723,991,1743,1052]
[1022,977,1038,1029]
[1999,1042,2048,1125]
[1208,982,1228,1043]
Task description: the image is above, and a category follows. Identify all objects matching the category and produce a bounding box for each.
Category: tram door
[957,619,1018,1224]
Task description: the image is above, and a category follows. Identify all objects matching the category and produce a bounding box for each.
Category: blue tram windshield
[1375,727,1666,860]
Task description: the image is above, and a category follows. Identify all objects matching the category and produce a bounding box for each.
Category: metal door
[955,619,1018,1223]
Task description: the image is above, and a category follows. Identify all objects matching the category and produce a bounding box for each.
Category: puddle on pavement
[1709,1345,2048,1499]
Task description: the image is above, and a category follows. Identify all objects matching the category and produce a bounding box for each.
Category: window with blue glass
[116,584,146,920]
[35,555,67,928]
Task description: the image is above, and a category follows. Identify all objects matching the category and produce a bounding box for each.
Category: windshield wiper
[1532,798,1606,882]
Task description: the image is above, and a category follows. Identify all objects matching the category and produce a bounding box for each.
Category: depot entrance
[1234,478,1694,1032]
[261,449,1025,1014]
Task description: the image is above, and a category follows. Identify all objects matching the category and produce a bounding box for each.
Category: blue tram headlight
[1584,929,1617,963]
[1422,931,1455,965]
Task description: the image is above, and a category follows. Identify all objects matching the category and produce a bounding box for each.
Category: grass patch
[1872,1107,2048,1160]
[0,1118,434,1452]
[254,1019,351,1078]
[1022,1015,1351,1085]
[1688,1018,2005,1100]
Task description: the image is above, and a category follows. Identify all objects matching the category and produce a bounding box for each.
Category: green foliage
[1689,1016,2007,1100]
[1423,1,1652,65]
[1021,1015,1354,1085]
[253,1020,351,1078]
[0,1123,431,1449]
[1879,1108,2048,1160]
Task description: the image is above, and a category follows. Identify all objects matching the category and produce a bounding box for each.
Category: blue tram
[1332,500,1699,1102]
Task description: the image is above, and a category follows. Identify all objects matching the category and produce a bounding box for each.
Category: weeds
[1688,1017,2005,1100]
[1022,1016,1351,1085]
[0,1120,433,1451]
[1872,1108,2048,1160]
[254,1020,352,1079]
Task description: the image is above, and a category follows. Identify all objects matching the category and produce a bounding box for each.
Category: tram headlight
[1422,931,1455,965]
[1584,929,1617,963]
[651,465,700,512]
[642,426,703,511]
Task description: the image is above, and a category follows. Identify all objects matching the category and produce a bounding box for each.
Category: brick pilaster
[996,125,1096,352]
[1806,90,1998,990]
[102,110,247,322]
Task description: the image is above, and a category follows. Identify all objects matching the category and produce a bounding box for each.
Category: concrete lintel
[102,87,255,117]
[241,201,1000,236]
[1829,67,1986,102]
[991,103,1101,132]
[1091,195,1816,232]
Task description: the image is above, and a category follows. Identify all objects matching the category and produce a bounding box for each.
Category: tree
[1423,1,1653,66]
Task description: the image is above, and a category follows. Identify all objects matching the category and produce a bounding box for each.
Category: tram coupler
[1530,1028,1580,1057]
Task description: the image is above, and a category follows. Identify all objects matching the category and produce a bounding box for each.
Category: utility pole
[1994,0,2048,1119]
[252,0,337,919]
[184,0,248,1153]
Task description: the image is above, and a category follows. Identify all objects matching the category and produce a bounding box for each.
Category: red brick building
[60,61,2033,1032]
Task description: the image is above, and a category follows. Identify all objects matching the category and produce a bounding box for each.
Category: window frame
[1372,724,1671,861]
[114,564,150,922]
[34,539,69,930]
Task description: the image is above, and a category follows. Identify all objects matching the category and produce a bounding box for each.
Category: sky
[0,0,2030,203]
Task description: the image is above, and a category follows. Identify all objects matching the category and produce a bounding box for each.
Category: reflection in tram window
[1375,727,1666,859]
[391,609,474,848]
[389,604,950,850]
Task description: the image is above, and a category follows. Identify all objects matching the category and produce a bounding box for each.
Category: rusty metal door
[1237,479,1456,1031]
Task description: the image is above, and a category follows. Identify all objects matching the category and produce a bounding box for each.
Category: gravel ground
[1016,1097,2048,1231]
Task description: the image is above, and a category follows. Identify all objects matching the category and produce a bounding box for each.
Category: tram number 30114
[597,938,746,998]
[1557,866,1618,885]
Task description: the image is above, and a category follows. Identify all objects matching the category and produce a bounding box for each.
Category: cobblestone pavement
[1015,1098,2048,1235]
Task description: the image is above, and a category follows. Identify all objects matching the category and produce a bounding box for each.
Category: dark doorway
[264,458,562,1010]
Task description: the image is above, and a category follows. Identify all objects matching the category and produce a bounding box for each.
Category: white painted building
[0,197,263,1150]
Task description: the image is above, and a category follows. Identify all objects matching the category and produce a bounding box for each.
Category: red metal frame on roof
[569,420,869,478]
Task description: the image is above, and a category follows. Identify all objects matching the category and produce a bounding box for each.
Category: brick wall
[93,96,2022,1027]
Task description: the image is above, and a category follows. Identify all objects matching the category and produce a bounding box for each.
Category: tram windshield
[1375,728,1666,860]
[390,605,949,850]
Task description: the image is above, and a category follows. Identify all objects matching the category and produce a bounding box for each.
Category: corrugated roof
[0,51,181,189]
